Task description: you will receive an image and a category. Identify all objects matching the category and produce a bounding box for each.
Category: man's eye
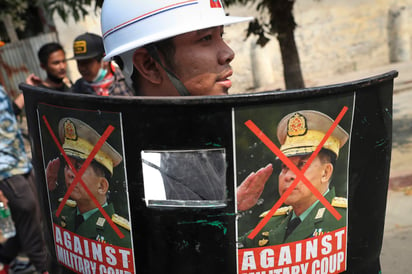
[200,35,212,41]
[75,163,83,170]
[297,162,307,170]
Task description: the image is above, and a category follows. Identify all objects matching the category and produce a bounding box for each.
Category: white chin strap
[145,45,190,96]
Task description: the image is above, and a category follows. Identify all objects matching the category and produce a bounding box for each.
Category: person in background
[0,85,49,274]
[18,42,72,115]
[0,191,8,273]
[70,32,134,96]
[26,42,71,92]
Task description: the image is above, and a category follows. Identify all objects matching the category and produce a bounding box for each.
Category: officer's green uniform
[239,110,349,249]
[53,117,132,249]
[55,201,131,248]
[241,188,347,248]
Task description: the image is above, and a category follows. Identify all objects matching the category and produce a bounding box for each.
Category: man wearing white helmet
[101,0,252,96]
[101,0,273,203]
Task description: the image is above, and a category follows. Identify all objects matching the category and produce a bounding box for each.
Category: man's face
[64,157,103,205]
[278,154,329,211]
[44,50,67,80]
[169,26,235,96]
[76,58,101,82]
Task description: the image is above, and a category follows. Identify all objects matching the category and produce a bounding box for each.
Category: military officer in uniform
[240,110,349,248]
[52,117,131,248]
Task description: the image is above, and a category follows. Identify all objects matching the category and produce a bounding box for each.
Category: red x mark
[42,115,124,239]
[244,107,348,239]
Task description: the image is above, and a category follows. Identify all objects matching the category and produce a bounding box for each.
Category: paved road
[381,191,412,274]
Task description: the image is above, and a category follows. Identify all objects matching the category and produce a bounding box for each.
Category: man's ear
[321,163,334,184]
[40,63,46,71]
[98,177,109,195]
[132,48,162,84]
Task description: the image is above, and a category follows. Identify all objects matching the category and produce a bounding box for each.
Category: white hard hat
[101,0,253,61]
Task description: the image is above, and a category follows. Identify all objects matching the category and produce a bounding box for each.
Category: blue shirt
[0,86,32,180]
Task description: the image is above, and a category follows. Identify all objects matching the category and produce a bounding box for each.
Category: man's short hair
[130,37,176,93]
[318,148,337,167]
[151,38,176,70]
[90,161,111,182]
[38,42,65,66]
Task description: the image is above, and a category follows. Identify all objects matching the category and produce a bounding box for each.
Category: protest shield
[20,70,397,274]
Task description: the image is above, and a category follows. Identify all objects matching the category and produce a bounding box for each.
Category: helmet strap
[145,45,190,96]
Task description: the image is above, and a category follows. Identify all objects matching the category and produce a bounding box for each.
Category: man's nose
[218,41,235,65]
[284,168,296,181]
[66,166,76,179]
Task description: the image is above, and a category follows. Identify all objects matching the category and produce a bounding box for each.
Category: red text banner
[238,227,347,274]
[53,224,134,274]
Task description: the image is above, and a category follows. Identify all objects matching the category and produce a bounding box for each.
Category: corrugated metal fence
[0,32,59,98]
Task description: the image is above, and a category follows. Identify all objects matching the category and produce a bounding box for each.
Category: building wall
[296,0,411,87]
[0,32,59,97]
[226,0,412,93]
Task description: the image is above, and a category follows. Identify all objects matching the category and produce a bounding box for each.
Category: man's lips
[217,70,233,89]
[218,79,232,89]
[281,186,299,194]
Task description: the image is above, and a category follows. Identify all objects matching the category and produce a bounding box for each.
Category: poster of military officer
[235,94,354,274]
[38,104,134,273]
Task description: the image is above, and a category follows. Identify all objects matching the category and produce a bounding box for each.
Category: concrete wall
[295,0,412,87]
[227,0,412,93]
[54,0,412,93]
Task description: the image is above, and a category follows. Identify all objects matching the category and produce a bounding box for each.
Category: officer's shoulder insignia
[259,206,292,218]
[331,197,347,208]
[258,231,270,247]
[58,198,77,207]
[59,214,67,227]
[258,238,269,247]
[112,214,130,231]
[60,219,67,228]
